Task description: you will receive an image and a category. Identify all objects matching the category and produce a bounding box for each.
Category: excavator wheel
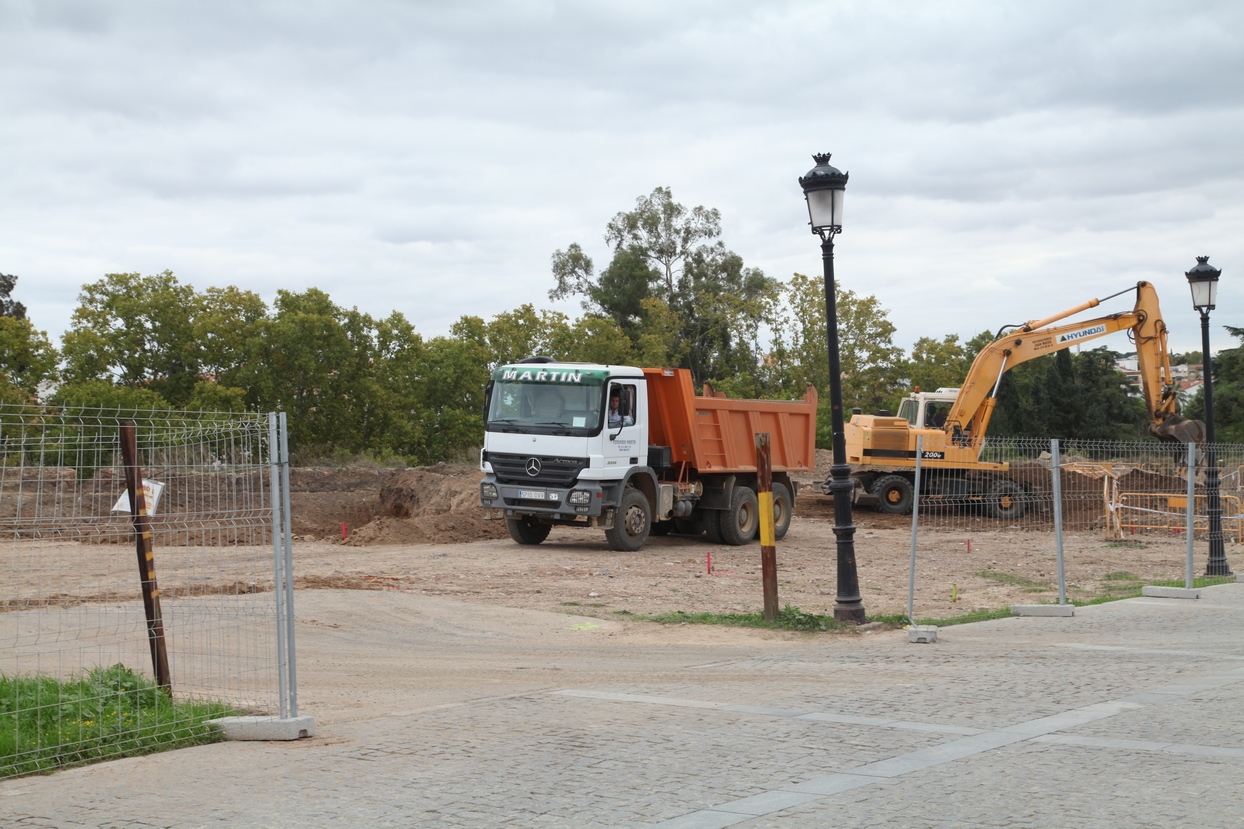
[986,479,1027,520]
[872,475,914,514]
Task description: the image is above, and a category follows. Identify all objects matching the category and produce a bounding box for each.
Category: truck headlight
[481,483,499,500]
[568,490,591,505]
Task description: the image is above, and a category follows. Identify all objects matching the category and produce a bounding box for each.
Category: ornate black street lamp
[799,153,866,622]
[1186,256,1233,576]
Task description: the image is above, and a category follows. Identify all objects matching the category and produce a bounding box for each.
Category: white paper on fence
[111,479,166,516]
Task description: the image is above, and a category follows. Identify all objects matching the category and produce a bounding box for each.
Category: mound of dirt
[343,464,507,546]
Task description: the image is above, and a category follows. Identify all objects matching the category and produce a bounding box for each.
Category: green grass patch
[644,605,851,632]
[870,607,1017,627]
[1103,571,1141,581]
[977,569,1049,589]
[2,664,234,779]
[1079,574,1235,606]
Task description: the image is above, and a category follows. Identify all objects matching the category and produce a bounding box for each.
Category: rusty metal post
[119,422,172,692]
[756,433,778,622]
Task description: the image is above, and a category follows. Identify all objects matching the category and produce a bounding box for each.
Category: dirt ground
[279,458,1235,622]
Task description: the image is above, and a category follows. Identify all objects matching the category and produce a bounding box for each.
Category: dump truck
[840,281,1202,517]
[479,358,817,551]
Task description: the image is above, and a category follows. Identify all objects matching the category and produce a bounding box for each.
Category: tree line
[1,188,1206,465]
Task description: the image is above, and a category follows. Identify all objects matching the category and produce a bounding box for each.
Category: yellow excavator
[842,281,1203,517]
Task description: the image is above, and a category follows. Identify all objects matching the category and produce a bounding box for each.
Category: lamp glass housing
[1188,275,1217,311]
[805,187,844,231]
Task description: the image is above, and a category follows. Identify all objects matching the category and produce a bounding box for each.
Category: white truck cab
[479,359,659,549]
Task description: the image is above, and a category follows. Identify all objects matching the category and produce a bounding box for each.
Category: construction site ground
[283,458,1236,621]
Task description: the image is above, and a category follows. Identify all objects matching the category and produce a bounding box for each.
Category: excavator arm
[945,281,1187,444]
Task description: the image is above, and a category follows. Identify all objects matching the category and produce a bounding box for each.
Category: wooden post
[756,433,779,622]
[119,422,172,692]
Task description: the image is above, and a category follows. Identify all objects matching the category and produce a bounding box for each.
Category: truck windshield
[486,378,606,435]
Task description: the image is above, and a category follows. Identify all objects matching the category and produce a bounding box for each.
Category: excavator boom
[945,281,1187,445]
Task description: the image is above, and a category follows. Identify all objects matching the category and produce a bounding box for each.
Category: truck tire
[873,475,914,514]
[986,479,1026,520]
[771,482,793,541]
[506,517,551,545]
[605,488,651,551]
[702,510,725,544]
[719,486,759,546]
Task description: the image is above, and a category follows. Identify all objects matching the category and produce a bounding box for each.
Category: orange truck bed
[642,368,818,474]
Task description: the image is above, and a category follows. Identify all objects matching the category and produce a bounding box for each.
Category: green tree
[484,305,572,367]
[0,274,58,403]
[771,273,905,414]
[634,297,689,369]
[677,244,781,395]
[1071,348,1147,439]
[906,334,972,395]
[0,316,58,398]
[986,346,1146,440]
[549,187,776,386]
[1,272,27,319]
[197,286,268,386]
[552,316,635,365]
[1185,326,1244,443]
[364,311,427,459]
[244,288,361,450]
[61,271,203,405]
[410,316,492,463]
[50,379,170,412]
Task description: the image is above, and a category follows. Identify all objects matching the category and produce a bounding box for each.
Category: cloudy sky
[3,0,1242,357]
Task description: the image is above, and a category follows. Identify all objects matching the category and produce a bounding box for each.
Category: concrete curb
[1141,586,1200,599]
[1011,604,1075,617]
[209,715,316,741]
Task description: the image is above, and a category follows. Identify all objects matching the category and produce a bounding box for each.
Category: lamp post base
[829,468,867,624]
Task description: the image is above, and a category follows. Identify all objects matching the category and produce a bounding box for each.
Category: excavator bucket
[1151,413,1206,445]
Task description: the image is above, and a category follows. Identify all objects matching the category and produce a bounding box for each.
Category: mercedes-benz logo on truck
[525,458,542,476]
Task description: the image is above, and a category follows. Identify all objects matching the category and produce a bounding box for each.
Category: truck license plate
[519,489,551,500]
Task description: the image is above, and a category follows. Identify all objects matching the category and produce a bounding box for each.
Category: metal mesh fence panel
[1,402,283,776]
[902,435,1241,614]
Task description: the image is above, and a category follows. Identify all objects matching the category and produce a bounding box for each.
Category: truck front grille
[488,453,588,487]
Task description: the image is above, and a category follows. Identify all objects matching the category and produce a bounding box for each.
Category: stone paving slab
[1,585,1242,828]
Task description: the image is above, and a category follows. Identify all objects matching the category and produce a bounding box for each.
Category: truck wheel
[605,488,651,551]
[986,479,1026,520]
[720,487,759,546]
[873,475,914,514]
[771,483,793,541]
[702,510,725,544]
[507,517,551,545]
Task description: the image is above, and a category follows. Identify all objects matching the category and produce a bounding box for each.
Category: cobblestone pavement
[3,585,1243,828]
